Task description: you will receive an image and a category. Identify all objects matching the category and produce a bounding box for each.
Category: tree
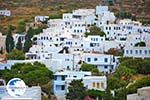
[16,37,22,50]
[0,62,53,99]
[85,26,105,37]
[115,11,132,19]
[17,19,26,33]
[127,76,150,94]
[23,27,33,52]
[135,41,146,47]
[87,89,105,100]
[105,48,123,56]
[0,47,4,54]
[115,66,136,81]
[108,77,127,90]
[80,63,96,71]
[80,63,103,76]
[0,62,53,85]
[120,58,150,74]
[66,80,87,100]
[7,49,25,60]
[5,25,15,53]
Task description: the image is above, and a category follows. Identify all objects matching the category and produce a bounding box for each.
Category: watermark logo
[6,78,26,97]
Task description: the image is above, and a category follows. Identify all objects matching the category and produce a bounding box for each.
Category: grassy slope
[0,0,150,33]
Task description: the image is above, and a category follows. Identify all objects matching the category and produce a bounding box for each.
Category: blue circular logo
[6,78,26,97]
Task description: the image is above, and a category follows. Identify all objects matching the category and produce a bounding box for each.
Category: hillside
[0,0,150,33]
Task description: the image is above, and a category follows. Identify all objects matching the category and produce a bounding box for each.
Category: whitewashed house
[63,9,95,26]
[13,34,25,48]
[0,86,41,100]
[53,71,107,99]
[47,19,65,34]
[82,53,118,73]
[0,9,11,16]
[124,33,150,58]
[95,6,116,25]
[64,35,105,53]
[35,16,49,23]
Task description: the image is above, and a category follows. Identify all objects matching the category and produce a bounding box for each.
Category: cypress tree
[23,27,33,52]
[5,25,14,53]
[16,37,22,50]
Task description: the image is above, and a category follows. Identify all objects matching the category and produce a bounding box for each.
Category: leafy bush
[7,49,25,60]
[85,26,106,37]
[135,41,146,47]
[127,76,150,94]
[80,63,104,76]
[0,62,53,86]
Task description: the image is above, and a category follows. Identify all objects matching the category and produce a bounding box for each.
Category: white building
[0,33,6,51]
[0,86,41,100]
[127,87,150,100]
[63,9,95,26]
[13,34,25,47]
[35,16,49,23]
[82,53,118,73]
[0,9,11,16]
[47,19,65,35]
[124,33,150,58]
[95,6,116,25]
[53,71,107,99]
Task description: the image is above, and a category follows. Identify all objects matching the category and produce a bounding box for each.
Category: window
[87,58,91,62]
[145,50,147,54]
[106,27,108,30]
[101,82,104,88]
[96,38,98,41]
[94,58,98,61]
[104,66,108,69]
[111,65,114,69]
[109,27,111,30]
[104,58,108,62]
[61,85,65,90]
[107,32,109,35]
[135,50,138,54]
[97,83,100,88]
[93,82,96,87]
[90,43,94,47]
[62,76,65,81]
[130,50,132,54]
[73,76,77,78]
[4,66,7,70]
[67,66,70,70]
[65,59,69,61]
[54,76,57,80]
[126,50,129,54]
[139,50,142,54]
